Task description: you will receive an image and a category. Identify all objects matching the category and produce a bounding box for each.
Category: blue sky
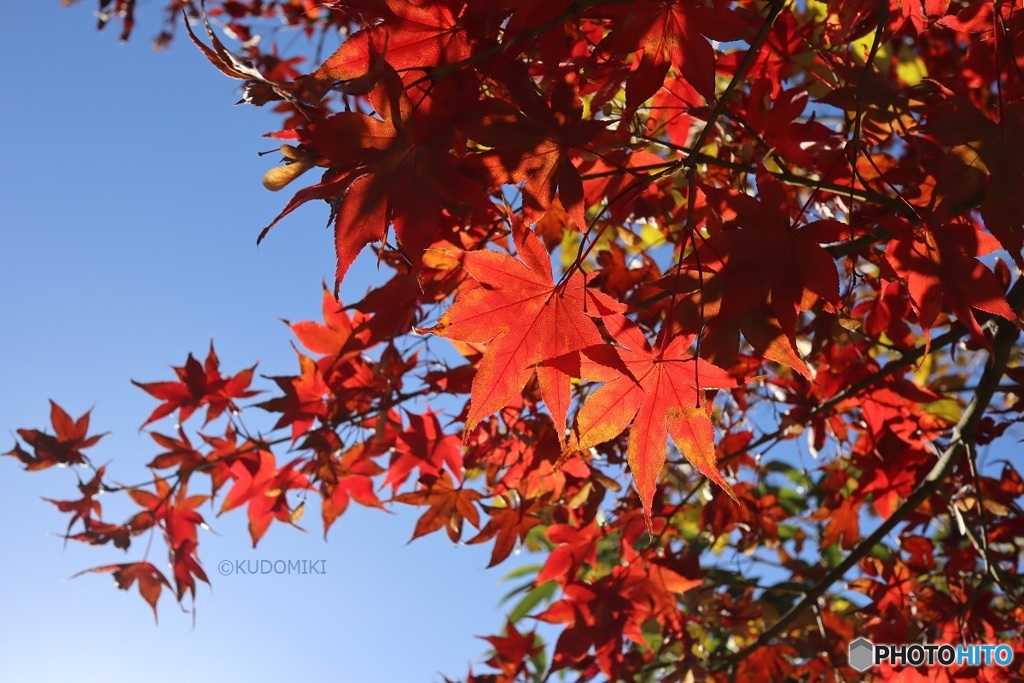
[0,5,537,682]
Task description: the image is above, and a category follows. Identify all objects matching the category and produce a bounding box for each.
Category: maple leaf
[467,500,543,568]
[219,448,310,546]
[132,343,258,427]
[127,477,208,551]
[257,349,329,443]
[425,229,623,441]
[259,69,490,288]
[5,401,105,471]
[718,11,810,96]
[287,285,371,363]
[924,94,1024,265]
[72,563,173,623]
[535,521,603,585]
[810,492,862,551]
[43,466,110,545]
[536,578,634,676]
[180,2,330,106]
[169,538,210,603]
[592,243,658,302]
[198,424,249,499]
[480,620,543,680]
[736,644,802,682]
[394,471,482,543]
[126,477,210,600]
[739,81,842,170]
[312,0,471,83]
[145,427,203,473]
[385,408,463,490]
[679,176,846,376]
[593,0,746,112]
[466,67,608,228]
[884,217,1018,347]
[349,272,430,347]
[565,321,738,528]
[315,442,385,538]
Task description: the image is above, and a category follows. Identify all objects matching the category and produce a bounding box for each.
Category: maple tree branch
[679,0,786,172]
[635,133,916,224]
[957,439,1024,603]
[823,227,893,258]
[953,488,1024,604]
[717,277,1024,468]
[719,297,1020,671]
[728,115,797,180]
[631,0,787,238]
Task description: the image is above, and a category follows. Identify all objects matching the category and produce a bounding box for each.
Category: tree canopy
[9,0,1024,680]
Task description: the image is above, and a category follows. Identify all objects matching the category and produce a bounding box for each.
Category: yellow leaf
[913,351,933,386]
[923,398,963,424]
[896,44,928,87]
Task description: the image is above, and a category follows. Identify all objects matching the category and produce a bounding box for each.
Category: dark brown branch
[719,286,1021,671]
[680,0,787,172]
[640,133,914,221]
[724,278,1024,464]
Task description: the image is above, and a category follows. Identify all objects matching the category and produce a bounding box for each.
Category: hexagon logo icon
[849,637,874,672]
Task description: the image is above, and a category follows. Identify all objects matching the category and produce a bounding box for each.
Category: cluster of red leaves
[13,0,1024,680]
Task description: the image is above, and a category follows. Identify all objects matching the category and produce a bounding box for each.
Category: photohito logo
[848,638,1014,672]
[849,638,874,672]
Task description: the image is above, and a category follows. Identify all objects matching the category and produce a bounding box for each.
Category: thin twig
[719,292,1020,671]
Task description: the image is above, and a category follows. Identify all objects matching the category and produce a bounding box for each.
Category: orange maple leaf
[565,321,738,528]
[426,230,622,441]
[393,471,482,543]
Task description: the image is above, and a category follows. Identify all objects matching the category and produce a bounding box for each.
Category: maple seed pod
[262,144,317,191]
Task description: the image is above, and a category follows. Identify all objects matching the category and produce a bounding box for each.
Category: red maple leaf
[145,427,203,473]
[565,321,738,528]
[5,401,105,471]
[884,217,1018,346]
[426,229,622,441]
[132,343,258,427]
[72,562,173,622]
[220,448,310,546]
[467,500,544,568]
[259,69,490,288]
[287,285,371,363]
[385,408,463,490]
[467,67,608,228]
[312,0,471,82]
[593,0,745,111]
[924,94,1024,266]
[43,466,111,545]
[257,349,330,443]
[127,477,210,599]
[480,620,543,680]
[681,176,846,376]
[315,441,385,538]
[127,477,208,552]
[536,521,603,585]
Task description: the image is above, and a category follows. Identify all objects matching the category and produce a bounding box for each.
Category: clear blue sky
[0,5,536,682]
